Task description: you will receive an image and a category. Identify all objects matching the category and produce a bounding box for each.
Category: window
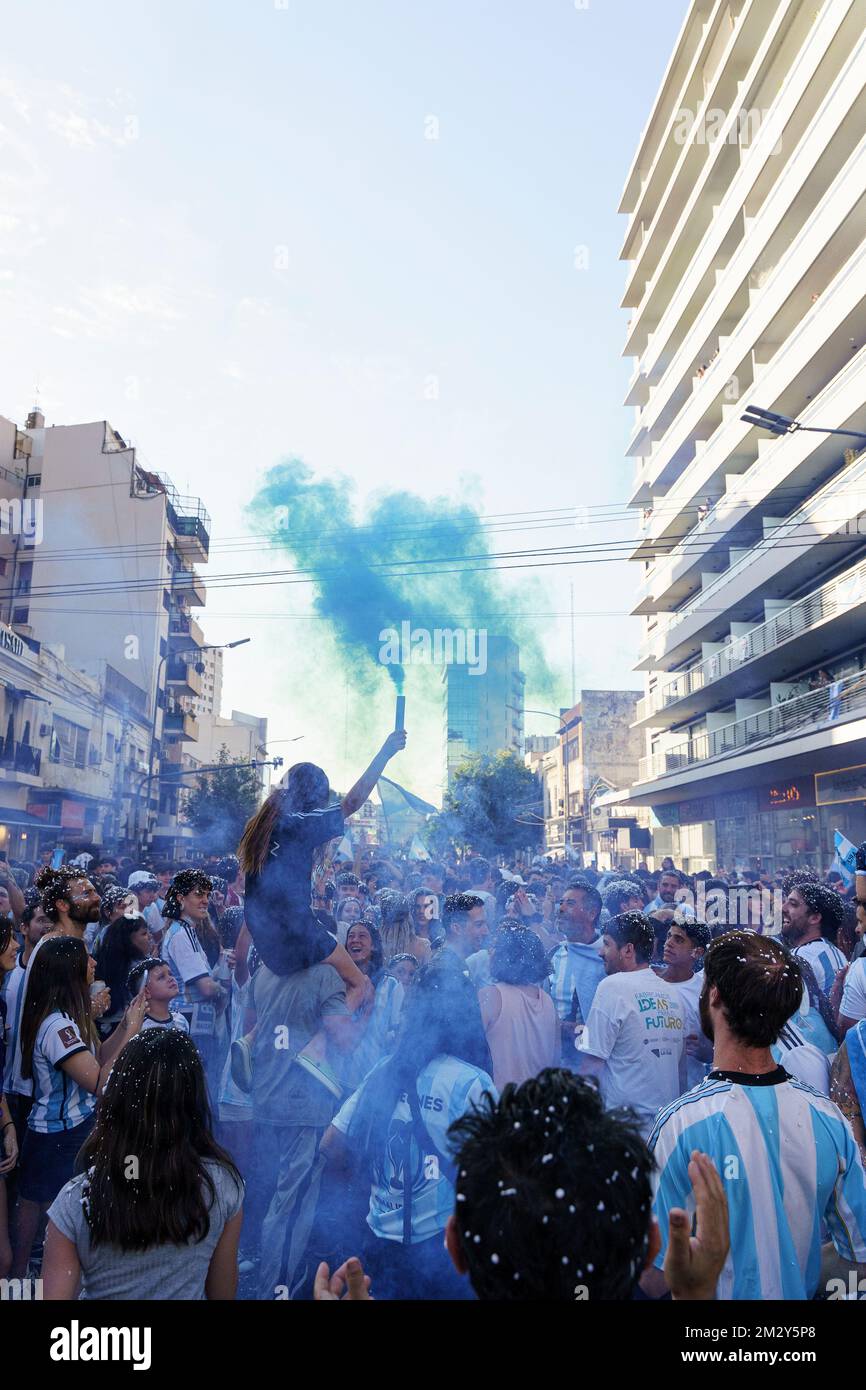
[51,716,88,769]
[26,474,41,488]
[12,607,29,625]
[105,732,115,762]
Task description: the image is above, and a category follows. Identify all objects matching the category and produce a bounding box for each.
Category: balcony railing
[639,556,866,721]
[639,443,866,661]
[638,670,866,782]
[0,741,42,777]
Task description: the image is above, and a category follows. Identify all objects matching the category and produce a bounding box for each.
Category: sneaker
[294,1052,343,1101]
[230,1038,253,1093]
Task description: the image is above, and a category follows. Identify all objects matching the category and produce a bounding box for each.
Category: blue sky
[0,0,688,801]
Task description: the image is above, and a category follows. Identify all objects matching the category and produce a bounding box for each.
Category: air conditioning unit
[39,723,50,738]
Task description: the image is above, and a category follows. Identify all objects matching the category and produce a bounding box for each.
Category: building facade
[617,0,866,872]
[0,409,211,854]
[537,691,645,865]
[443,635,525,785]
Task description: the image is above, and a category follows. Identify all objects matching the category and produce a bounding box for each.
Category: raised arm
[341,731,407,819]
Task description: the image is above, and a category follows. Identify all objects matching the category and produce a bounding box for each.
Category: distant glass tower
[442,635,525,785]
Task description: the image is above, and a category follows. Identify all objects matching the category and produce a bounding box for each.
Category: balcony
[156,473,211,562]
[166,658,203,699]
[638,669,866,782]
[636,555,866,726]
[168,613,204,648]
[171,567,206,607]
[162,710,199,741]
[0,740,42,781]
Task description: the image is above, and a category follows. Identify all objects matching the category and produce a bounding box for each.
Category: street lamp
[525,708,581,856]
[740,404,866,443]
[137,636,252,845]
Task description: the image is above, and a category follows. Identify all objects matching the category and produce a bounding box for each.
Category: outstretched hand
[665,1150,729,1300]
[313,1257,373,1300]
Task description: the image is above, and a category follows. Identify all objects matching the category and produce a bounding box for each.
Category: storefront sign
[815,764,866,807]
[60,800,86,830]
[759,778,816,812]
[0,624,24,659]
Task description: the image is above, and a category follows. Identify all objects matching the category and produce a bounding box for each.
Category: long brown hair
[238,762,330,876]
[20,936,95,1079]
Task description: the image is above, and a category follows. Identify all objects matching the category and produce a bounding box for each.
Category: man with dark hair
[438,1069,728,1301]
[548,883,605,1060]
[335,872,362,903]
[643,932,866,1300]
[646,868,695,920]
[575,912,687,1138]
[601,878,646,921]
[438,893,489,964]
[781,882,847,995]
[657,918,712,1088]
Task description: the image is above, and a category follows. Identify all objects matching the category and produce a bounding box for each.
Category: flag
[333,830,354,862]
[377,776,438,846]
[832,829,858,889]
[409,834,430,861]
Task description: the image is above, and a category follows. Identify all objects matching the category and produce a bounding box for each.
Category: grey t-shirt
[251,962,350,1127]
[47,1160,244,1300]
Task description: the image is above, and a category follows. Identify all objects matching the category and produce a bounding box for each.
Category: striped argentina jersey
[793,939,846,997]
[648,1070,866,1300]
[28,1011,97,1134]
[0,960,27,1092]
[332,1052,496,1243]
[547,939,605,1024]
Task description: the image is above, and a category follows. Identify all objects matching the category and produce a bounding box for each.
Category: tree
[183,745,263,853]
[424,751,542,859]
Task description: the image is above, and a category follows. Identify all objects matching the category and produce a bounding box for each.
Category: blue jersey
[332,1052,496,1243]
[793,939,846,997]
[649,1070,866,1299]
[547,939,605,1025]
[27,1011,97,1135]
[0,960,26,1092]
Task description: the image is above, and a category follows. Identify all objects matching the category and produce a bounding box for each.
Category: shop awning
[0,805,57,828]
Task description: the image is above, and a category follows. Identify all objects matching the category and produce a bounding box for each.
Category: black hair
[605,912,656,964]
[602,879,646,915]
[490,926,550,986]
[674,917,712,951]
[448,1069,653,1300]
[346,918,384,977]
[442,892,484,932]
[467,858,491,886]
[33,865,93,923]
[702,932,803,1047]
[94,914,150,1015]
[563,881,603,919]
[790,881,846,940]
[78,1029,242,1250]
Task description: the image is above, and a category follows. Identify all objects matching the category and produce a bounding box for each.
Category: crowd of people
[1,726,866,1301]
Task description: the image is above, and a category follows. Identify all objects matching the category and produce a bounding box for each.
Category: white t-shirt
[771,1021,831,1094]
[841,958,866,1023]
[140,1012,190,1035]
[578,968,686,1136]
[28,1010,97,1134]
[662,971,708,1090]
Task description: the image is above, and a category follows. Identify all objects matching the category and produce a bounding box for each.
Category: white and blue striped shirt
[0,960,27,1093]
[332,1052,496,1243]
[793,939,847,997]
[547,939,605,1025]
[649,1070,866,1300]
[27,1011,97,1135]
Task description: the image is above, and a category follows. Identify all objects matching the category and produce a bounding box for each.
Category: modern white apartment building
[616,0,866,873]
[0,408,210,852]
[192,644,224,717]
